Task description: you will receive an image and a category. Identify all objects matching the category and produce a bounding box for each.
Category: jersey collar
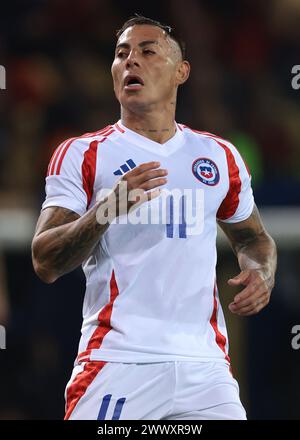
[114,120,185,157]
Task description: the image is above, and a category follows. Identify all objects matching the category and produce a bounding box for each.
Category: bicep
[34,206,80,238]
[217,204,266,251]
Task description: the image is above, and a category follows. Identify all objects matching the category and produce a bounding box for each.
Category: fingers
[232,279,264,304]
[229,292,270,316]
[147,188,162,202]
[139,176,168,191]
[128,162,166,180]
[227,271,250,286]
[132,188,162,208]
[113,161,168,216]
[129,161,161,177]
[229,282,270,316]
[230,289,268,311]
[228,269,271,316]
[123,162,168,191]
[131,167,168,188]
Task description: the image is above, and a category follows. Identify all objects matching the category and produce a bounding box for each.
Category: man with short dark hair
[32,16,277,420]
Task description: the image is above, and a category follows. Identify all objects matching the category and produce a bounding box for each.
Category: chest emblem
[192,157,220,186]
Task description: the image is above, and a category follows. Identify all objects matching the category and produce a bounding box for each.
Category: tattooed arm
[32,161,168,283]
[31,203,111,284]
[218,205,277,316]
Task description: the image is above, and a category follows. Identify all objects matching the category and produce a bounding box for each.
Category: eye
[143,49,155,55]
[117,52,128,59]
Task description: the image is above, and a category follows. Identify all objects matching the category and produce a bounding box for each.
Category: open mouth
[124,75,144,89]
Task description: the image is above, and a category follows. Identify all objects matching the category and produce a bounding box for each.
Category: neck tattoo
[135,128,171,133]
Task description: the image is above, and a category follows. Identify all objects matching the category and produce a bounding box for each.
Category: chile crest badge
[192,158,220,186]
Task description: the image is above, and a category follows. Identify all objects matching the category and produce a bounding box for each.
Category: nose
[126,50,140,69]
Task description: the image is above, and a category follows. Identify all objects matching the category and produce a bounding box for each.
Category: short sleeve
[217,141,254,223]
[42,138,89,216]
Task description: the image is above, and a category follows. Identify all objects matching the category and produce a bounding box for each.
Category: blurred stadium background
[0,0,300,419]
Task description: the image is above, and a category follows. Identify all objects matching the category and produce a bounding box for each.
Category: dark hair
[116,15,186,60]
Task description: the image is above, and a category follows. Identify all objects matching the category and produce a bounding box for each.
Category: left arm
[218,204,277,316]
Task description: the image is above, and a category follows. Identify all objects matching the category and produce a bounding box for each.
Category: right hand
[111,161,168,219]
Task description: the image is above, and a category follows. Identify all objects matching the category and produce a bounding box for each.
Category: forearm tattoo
[33,204,109,278]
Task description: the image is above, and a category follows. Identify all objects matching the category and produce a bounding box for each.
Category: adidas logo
[113,159,137,176]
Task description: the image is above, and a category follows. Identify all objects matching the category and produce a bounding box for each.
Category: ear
[176,61,190,86]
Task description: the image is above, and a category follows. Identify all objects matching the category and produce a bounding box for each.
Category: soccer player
[32,16,277,420]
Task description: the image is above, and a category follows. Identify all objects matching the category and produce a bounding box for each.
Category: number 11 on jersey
[165,191,204,238]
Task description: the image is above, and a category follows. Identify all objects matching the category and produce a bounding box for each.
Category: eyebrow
[115,40,159,51]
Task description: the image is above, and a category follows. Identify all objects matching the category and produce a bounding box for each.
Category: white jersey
[42,120,254,365]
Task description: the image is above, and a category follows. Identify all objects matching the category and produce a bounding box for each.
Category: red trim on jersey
[181,125,230,144]
[100,128,115,139]
[114,122,125,133]
[185,126,251,209]
[47,140,66,176]
[46,126,114,176]
[215,139,242,220]
[84,125,112,137]
[55,138,76,175]
[241,156,251,177]
[82,140,99,208]
[201,128,251,178]
[183,126,242,219]
[77,271,120,364]
[182,125,251,178]
[64,361,106,420]
[209,284,231,364]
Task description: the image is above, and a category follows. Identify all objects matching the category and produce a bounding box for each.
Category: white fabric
[67,361,247,420]
[42,121,254,364]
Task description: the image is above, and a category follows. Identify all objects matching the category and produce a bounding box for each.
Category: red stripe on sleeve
[47,126,114,177]
[100,128,115,138]
[182,125,230,143]
[216,140,242,220]
[241,156,251,177]
[47,140,69,176]
[87,125,112,137]
[82,140,99,209]
[55,138,76,176]
[114,122,125,133]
